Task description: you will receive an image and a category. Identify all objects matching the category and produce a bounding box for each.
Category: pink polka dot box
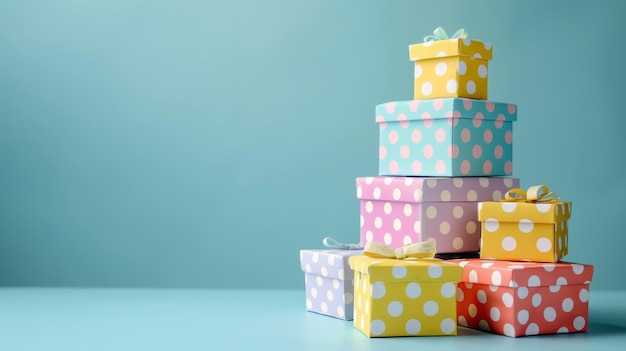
[356,176,519,254]
[376,98,517,177]
[450,258,594,337]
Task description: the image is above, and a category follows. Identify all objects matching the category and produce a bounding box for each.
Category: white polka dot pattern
[478,201,572,262]
[451,258,594,337]
[408,38,493,100]
[357,176,519,254]
[300,249,364,320]
[349,255,463,337]
[376,99,516,177]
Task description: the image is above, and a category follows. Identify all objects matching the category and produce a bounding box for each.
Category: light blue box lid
[375,98,517,122]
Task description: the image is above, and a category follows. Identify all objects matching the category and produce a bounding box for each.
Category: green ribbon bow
[423,26,468,43]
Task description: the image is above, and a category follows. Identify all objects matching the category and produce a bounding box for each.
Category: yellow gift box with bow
[478,185,572,263]
[349,241,463,337]
[409,27,493,100]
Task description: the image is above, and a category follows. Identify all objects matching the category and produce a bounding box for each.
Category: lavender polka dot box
[356,176,519,254]
[377,98,517,177]
[299,248,363,320]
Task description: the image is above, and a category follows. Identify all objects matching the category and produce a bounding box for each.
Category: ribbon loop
[364,241,436,260]
[322,237,363,250]
[424,26,468,43]
[503,188,527,201]
[526,185,556,202]
[501,185,559,203]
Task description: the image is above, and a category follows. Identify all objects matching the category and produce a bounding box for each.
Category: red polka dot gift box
[409,27,493,100]
[356,176,519,254]
[376,98,517,177]
[451,258,594,337]
[478,185,572,263]
[300,248,363,320]
[349,242,463,337]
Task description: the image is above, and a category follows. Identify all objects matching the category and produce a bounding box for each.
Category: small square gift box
[300,237,364,320]
[478,185,572,263]
[451,258,594,337]
[349,241,463,337]
[409,27,493,100]
[356,176,519,254]
[376,98,517,177]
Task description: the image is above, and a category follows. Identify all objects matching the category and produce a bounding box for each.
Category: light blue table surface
[0,288,624,351]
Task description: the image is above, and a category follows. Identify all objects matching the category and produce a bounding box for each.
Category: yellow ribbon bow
[501,185,559,203]
[364,241,436,260]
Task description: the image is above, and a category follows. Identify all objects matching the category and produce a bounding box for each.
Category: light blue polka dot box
[377,98,517,177]
[300,249,363,320]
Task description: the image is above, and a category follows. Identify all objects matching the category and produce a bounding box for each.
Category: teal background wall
[1,0,624,290]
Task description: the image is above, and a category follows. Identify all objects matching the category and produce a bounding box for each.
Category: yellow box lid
[349,255,463,283]
[478,201,572,224]
[409,38,492,61]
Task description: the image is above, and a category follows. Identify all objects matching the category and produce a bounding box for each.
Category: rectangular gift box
[349,255,463,337]
[451,258,594,337]
[478,200,572,262]
[409,38,493,100]
[376,98,517,177]
[300,249,363,320]
[356,176,519,254]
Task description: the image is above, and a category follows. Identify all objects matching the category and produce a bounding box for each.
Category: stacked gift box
[300,27,593,339]
[451,184,594,337]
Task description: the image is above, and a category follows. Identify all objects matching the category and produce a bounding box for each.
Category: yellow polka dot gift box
[451,258,594,337]
[300,245,364,320]
[478,185,572,263]
[349,242,463,337]
[409,27,493,100]
[356,176,519,254]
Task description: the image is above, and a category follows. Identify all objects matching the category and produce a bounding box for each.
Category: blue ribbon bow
[322,237,363,250]
[423,26,468,43]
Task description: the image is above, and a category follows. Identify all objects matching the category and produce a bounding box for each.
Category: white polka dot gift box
[451,258,594,337]
[300,246,363,320]
[349,241,463,337]
[356,176,519,254]
[478,185,572,263]
[409,27,493,100]
[376,98,517,176]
